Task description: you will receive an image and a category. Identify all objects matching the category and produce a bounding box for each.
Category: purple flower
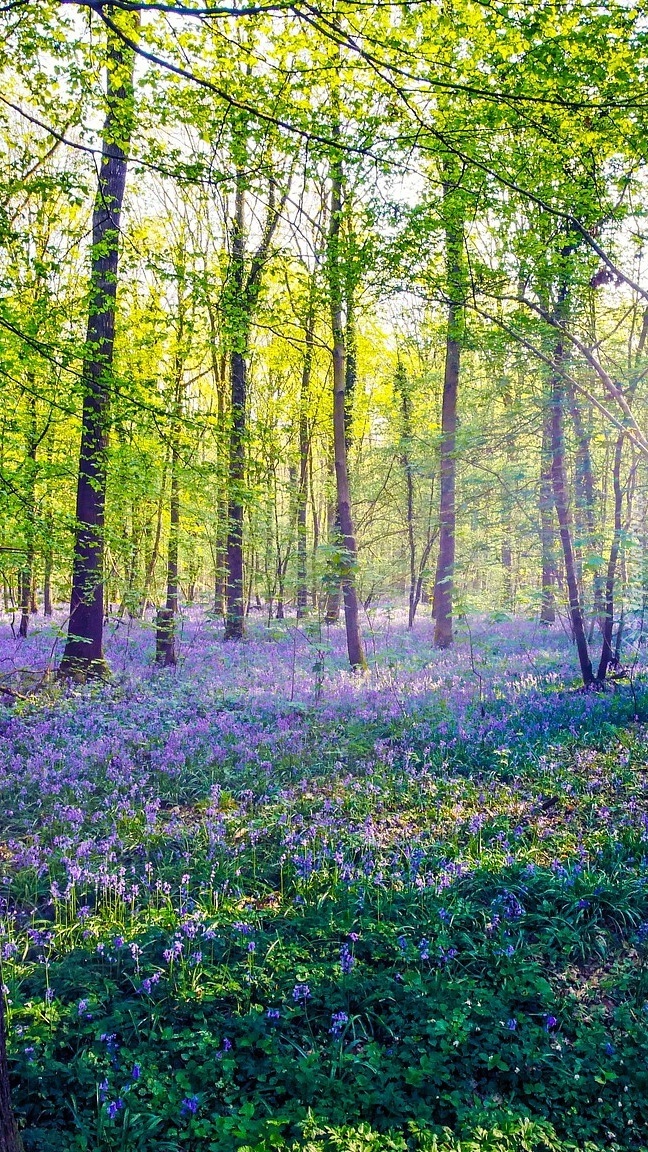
[340,944,355,974]
[180,1095,199,1115]
[545,1015,558,1031]
[132,1064,141,1080]
[77,999,88,1016]
[506,1018,517,1031]
[266,1008,280,1020]
[292,983,311,1002]
[106,1099,123,1119]
[163,940,183,963]
[329,1011,349,1036]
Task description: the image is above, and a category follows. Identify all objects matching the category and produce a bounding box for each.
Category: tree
[59,8,139,677]
[433,158,467,649]
[327,122,366,671]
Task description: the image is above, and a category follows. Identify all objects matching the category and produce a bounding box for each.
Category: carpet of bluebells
[3,608,648,1151]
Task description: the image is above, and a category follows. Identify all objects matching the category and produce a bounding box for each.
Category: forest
[2,1,648,1149]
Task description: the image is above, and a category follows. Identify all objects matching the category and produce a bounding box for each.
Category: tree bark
[223,177,247,639]
[394,363,417,628]
[59,13,138,677]
[18,394,38,639]
[433,169,465,649]
[550,307,594,686]
[224,346,246,639]
[296,307,314,619]
[539,398,556,623]
[597,432,623,682]
[223,169,283,638]
[0,986,22,1152]
[328,140,366,670]
[156,437,179,666]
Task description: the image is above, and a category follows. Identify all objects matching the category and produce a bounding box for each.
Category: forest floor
[2,608,648,1152]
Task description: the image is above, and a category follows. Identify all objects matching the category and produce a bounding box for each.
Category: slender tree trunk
[324,462,341,623]
[309,450,320,608]
[550,315,594,686]
[206,307,229,618]
[224,343,246,639]
[156,429,179,667]
[0,986,22,1152]
[395,364,417,629]
[43,542,53,616]
[406,454,416,629]
[223,177,250,641]
[433,169,465,649]
[42,438,54,617]
[297,309,314,619]
[597,433,624,682]
[19,394,37,638]
[567,383,603,634]
[539,400,556,624]
[328,141,366,670]
[142,454,167,614]
[222,166,283,637]
[59,15,138,677]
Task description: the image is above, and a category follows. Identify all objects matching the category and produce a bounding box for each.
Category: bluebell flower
[329,1011,349,1036]
[340,944,355,974]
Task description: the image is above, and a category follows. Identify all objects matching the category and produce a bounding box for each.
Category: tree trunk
[567,383,602,633]
[222,167,283,638]
[142,453,167,615]
[550,315,594,686]
[156,430,179,666]
[59,14,138,678]
[0,987,22,1152]
[597,432,624,682]
[433,166,465,648]
[328,140,366,670]
[224,345,246,639]
[206,307,229,619]
[43,543,53,616]
[18,393,38,639]
[324,462,341,624]
[296,308,314,619]
[539,400,556,624]
[395,363,417,629]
